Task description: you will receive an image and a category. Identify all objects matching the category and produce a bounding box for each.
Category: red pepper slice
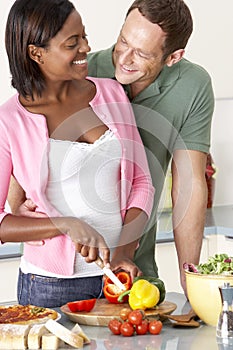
[67,298,96,312]
[103,272,132,304]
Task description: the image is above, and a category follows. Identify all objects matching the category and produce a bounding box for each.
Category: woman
[0,0,154,307]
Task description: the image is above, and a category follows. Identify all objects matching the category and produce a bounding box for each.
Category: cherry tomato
[108,319,122,335]
[119,308,131,321]
[128,309,144,325]
[120,321,134,337]
[135,319,149,335]
[148,320,163,335]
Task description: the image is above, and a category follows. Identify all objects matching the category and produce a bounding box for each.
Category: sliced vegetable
[104,271,132,288]
[118,279,160,310]
[30,307,46,315]
[67,298,96,312]
[103,272,132,304]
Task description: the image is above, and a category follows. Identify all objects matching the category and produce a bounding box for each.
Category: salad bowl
[184,254,233,326]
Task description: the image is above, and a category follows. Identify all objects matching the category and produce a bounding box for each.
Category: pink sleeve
[0,121,13,225]
[124,125,155,218]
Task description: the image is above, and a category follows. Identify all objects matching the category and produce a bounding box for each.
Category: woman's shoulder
[87,76,128,104]
[0,94,18,116]
[0,95,20,127]
[87,76,123,90]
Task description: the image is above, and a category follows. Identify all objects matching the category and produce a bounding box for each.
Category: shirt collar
[130,62,181,101]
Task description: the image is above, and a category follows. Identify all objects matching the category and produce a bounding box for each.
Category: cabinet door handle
[225,236,233,240]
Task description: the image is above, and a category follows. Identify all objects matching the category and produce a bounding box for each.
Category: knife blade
[95,256,126,291]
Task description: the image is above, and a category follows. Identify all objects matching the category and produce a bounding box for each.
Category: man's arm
[111,207,148,281]
[171,149,208,297]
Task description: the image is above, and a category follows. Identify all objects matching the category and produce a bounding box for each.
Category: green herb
[196,254,233,275]
[30,307,46,315]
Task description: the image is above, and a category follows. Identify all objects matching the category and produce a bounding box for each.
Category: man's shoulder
[88,46,113,60]
[87,46,115,78]
[157,58,213,95]
[179,58,212,81]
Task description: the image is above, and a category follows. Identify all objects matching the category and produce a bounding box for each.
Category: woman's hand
[62,217,110,266]
[8,198,110,264]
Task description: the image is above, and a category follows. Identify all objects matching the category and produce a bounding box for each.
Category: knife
[95,256,126,291]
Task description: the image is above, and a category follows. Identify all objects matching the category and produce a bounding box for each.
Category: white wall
[185,0,233,99]
[0,0,232,205]
[210,99,233,206]
[1,0,232,100]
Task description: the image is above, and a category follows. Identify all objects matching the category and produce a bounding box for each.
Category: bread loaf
[27,324,48,349]
[41,333,64,350]
[0,324,31,349]
[45,319,83,348]
[71,323,90,344]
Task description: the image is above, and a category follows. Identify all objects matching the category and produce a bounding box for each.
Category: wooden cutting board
[60,299,176,326]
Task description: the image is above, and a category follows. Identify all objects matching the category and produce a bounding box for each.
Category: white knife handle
[95,256,104,269]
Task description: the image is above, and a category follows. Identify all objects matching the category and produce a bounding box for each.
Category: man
[87,0,214,295]
[8,0,214,296]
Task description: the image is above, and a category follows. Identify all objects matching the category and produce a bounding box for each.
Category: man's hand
[110,208,148,282]
[16,199,47,246]
[15,199,47,218]
[110,255,143,282]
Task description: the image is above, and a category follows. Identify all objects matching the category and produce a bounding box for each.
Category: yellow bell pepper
[118,279,160,310]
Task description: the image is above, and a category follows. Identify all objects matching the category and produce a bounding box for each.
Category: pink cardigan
[0,77,154,275]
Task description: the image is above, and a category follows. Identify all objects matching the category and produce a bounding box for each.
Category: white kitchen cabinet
[155,238,209,293]
[0,258,20,303]
[207,234,233,257]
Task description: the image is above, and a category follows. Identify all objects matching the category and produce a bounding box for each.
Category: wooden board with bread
[0,304,89,349]
[0,320,90,349]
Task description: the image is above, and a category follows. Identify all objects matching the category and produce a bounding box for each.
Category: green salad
[184,254,233,275]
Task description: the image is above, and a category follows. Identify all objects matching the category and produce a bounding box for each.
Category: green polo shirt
[87,45,215,276]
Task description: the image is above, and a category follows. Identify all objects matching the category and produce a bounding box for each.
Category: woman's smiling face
[32,10,91,82]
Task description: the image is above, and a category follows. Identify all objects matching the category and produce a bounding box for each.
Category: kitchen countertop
[57,292,222,350]
[1,205,233,259]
